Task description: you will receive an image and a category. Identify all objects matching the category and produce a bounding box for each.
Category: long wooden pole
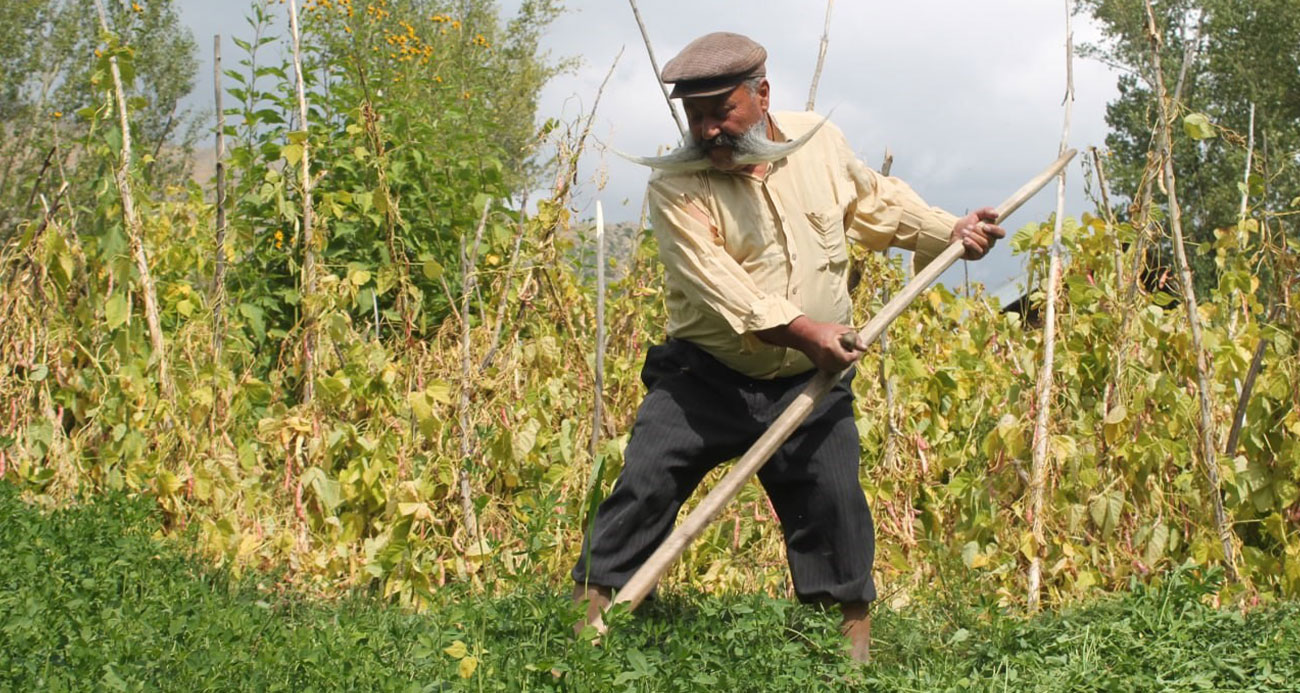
[93,0,172,399]
[287,0,317,404]
[1026,0,1075,611]
[1144,0,1236,580]
[612,149,1077,612]
[589,201,607,462]
[805,0,834,111]
[212,34,228,361]
[627,0,686,139]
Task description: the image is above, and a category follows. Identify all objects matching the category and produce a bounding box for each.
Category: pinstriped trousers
[572,338,876,605]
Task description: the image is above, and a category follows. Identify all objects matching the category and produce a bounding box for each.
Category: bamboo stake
[1144,0,1236,580]
[1026,0,1075,612]
[93,0,171,399]
[806,0,834,111]
[877,149,901,471]
[589,201,607,461]
[611,149,1077,613]
[1228,103,1255,337]
[457,200,492,548]
[478,195,528,373]
[212,34,228,361]
[627,0,686,139]
[1225,305,1279,457]
[287,0,318,404]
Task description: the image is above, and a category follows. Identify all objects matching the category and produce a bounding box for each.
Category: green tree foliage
[0,0,198,237]
[221,0,566,369]
[1078,0,1300,290]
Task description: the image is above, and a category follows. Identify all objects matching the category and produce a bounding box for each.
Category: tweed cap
[661,32,767,98]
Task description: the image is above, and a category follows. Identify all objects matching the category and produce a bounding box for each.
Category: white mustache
[617,115,830,172]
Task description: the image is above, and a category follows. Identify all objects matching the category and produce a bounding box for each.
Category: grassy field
[2,484,1297,692]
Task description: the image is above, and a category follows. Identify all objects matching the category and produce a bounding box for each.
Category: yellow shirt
[646,110,959,379]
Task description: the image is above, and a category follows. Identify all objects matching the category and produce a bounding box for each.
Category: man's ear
[757,78,770,111]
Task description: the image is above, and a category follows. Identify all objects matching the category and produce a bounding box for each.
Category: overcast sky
[178,0,1122,291]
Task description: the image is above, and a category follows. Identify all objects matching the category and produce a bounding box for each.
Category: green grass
[2,484,1297,692]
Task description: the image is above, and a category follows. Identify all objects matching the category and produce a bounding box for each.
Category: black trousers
[572,339,876,604]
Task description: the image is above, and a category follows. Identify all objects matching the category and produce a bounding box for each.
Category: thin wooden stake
[1144,0,1236,580]
[287,0,318,404]
[589,201,607,462]
[457,200,492,549]
[93,0,171,399]
[627,0,686,139]
[877,149,901,471]
[611,150,1076,613]
[1228,103,1255,337]
[212,34,228,361]
[1026,0,1075,612]
[1225,305,1279,457]
[806,0,834,111]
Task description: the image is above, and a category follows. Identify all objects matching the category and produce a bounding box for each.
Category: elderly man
[572,31,1004,662]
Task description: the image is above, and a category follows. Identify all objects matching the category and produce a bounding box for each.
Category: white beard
[618,114,829,172]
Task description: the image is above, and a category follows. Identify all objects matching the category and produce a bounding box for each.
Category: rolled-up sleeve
[648,179,804,335]
[835,134,959,272]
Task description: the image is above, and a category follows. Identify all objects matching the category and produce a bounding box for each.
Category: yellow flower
[451,20,460,29]
[52,111,63,119]
[132,2,142,12]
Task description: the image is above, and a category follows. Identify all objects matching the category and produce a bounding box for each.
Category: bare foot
[571,583,612,642]
[840,601,872,664]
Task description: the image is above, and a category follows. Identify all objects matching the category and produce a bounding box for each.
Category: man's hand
[950,207,1006,261]
[755,315,863,373]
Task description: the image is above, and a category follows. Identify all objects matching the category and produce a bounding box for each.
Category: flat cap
[661,32,766,99]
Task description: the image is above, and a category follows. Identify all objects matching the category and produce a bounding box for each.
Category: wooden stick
[93,0,172,399]
[1228,102,1255,337]
[612,148,1077,612]
[876,148,900,471]
[1144,0,1236,580]
[457,200,492,548]
[212,34,228,361]
[287,0,318,404]
[806,0,834,111]
[1027,0,1075,612]
[589,201,607,462]
[1225,305,1279,457]
[627,0,686,139]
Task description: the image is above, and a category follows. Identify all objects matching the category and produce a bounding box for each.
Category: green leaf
[1144,522,1169,567]
[105,294,130,329]
[1182,113,1216,140]
[281,143,303,166]
[286,130,309,144]
[444,640,468,659]
[422,257,444,281]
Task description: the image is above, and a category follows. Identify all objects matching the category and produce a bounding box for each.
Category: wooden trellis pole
[627,0,686,139]
[806,0,834,111]
[287,0,318,404]
[1026,0,1075,611]
[212,34,228,362]
[1143,0,1237,580]
[92,0,172,399]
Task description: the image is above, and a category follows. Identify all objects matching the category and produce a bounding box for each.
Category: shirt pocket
[805,209,849,270]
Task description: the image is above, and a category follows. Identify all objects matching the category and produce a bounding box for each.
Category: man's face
[682,79,770,171]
